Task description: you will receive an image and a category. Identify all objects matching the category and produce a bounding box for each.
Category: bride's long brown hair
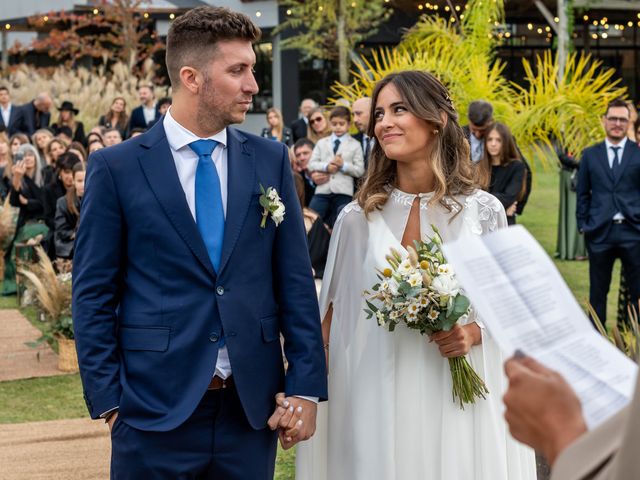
[356,70,476,216]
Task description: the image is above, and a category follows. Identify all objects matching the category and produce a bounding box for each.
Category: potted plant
[21,247,76,372]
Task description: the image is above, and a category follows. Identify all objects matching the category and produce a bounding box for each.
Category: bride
[294,71,536,479]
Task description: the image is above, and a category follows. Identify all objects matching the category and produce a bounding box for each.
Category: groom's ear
[179,66,201,95]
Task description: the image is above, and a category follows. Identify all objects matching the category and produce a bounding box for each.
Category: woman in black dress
[476,122,526,225]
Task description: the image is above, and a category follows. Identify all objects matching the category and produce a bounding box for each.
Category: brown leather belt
[208,375,233,390]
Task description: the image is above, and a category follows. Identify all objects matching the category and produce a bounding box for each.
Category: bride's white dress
[296,188,537,480]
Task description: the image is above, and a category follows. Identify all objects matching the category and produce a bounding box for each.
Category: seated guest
[476,122,526,225]
[43,152,82,236]
[104,128,123,146]
[307,106,364,227]
[128,84,160,134]
[128,128,145,138]
[32,128,54,172]
[292,138,329,207]
[261,107,293,146]
[85,132,103,148]
[51,101,85,145]
[43,138,68,186]
[2,143,47,295]
[0,132,12,200]
[87,139,105,154]
[68,141,87,163]
[14,92,52,136]
[9,133,29,156]
[56,126,73,146]
[99,97,129,140]
[55,161,85,259]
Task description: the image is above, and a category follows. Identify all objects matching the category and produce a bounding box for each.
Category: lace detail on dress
[335,201,363,225]
[463,190,502,234]
[390,189,432,210]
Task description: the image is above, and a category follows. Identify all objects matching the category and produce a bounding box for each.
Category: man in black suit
[352,97,372,170]
[289,98,317,142]
[577,98,640,327]
[127,84,160,135]
[0,86,20,135]
[15,92,52,136]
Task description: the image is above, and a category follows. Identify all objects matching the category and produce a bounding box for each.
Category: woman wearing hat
[52,101,85,145]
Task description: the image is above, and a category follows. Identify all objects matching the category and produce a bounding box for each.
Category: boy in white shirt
[307,106,365,227]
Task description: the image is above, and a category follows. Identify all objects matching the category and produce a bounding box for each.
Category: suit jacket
[14,102,50,136]
[260,126,293,147]
[551,370,640,480]
[290,117,308,143]
[576,140,640,244]
[0,104,21,135]
[127,104,161,134]
[72,120,327,432]
[308,134,364,197]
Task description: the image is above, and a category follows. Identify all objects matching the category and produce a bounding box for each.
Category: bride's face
[373,83,435,164]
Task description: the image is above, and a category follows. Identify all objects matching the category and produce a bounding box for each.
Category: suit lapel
[137,120,216,279]
[615,140,636,185]
[217,128,255,275]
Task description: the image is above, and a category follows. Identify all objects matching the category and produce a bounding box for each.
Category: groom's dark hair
[166,6,261,89]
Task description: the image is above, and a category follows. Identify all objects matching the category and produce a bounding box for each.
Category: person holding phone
[2,143,48,295]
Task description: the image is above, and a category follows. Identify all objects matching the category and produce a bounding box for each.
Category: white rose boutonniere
[259,184,285,228]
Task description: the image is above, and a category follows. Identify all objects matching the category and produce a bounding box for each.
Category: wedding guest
[634,117,640,144]
[307,105,364,227]
[306,107,331,144]
[577,98,640,328]
[0,86,20,135]
[157,97,172,116]
[128,84,160,134]
[103,128,123,146]
[99,97,129,139]
[352,97,373,170]
[32,128,54,171]
[68,141,87,163]
[627,101,637,142]
[463,100,494,163]
[43,151,82,235]
[128,128,145,138]
[14,92,52,136]
[43,138,68,186]
[2,143,48,294]
[292,138,324,207]
[261,107,293,146]
[52,101,85,145]
[477,122,526,225]
[504,353,639,480]
[294,70,536,479]
[0,132,12,199]
[89,125,106,138]
[56,126,74,146]
[55,161,85,259]
[87,139,105,154]
[9,133,29,156]
[290,98,317,142]
[85,132,103,148]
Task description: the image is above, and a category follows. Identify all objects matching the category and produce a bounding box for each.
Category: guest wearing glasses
[307,107,331,144]
[576,98,640,329]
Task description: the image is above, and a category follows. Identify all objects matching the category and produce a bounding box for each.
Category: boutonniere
[259,184,285,228]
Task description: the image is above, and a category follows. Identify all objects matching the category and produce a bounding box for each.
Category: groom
[72,6,327,478]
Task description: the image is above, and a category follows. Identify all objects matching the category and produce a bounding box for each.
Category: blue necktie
[333,138,341,154]
[189,140,225,273]
[611,146,620,179]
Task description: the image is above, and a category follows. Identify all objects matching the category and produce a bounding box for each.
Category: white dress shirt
[1,104,11,127]
[164,108,232,379]
[605,137,627,221]
[143,103,157,126]
[469,133,483,163]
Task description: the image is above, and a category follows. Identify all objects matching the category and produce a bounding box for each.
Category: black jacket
[43,179,66,230]
[260,127,293,147]
[54,195,79,258]
[9,175,45,230]
[290,117,308,143]
[128,105,160,135]
[14,102,51,136]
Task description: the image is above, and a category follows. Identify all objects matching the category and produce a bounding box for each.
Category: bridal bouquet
[364,226,488,408]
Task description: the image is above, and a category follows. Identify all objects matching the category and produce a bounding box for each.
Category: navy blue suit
[127,105,161,135]
[73,120,327,478]
[576,139,640,326]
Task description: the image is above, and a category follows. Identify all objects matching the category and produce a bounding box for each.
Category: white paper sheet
[443,225,638,428]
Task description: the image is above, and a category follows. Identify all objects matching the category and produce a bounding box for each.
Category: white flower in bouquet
[427,309,439,321]
[407,271,423,287]
[431,274,460,297]
[398,259,413,275]
[437,263,454,276]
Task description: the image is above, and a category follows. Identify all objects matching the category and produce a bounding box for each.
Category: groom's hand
[267,393,317,450]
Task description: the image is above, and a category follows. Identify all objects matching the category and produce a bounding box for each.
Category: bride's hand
[430,323,481,358]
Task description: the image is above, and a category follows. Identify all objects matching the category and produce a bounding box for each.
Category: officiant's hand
[503,354,587,465]
[430,323,481,357]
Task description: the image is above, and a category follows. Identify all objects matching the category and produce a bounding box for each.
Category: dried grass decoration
[21,246,75,372]
[0,196,19,277]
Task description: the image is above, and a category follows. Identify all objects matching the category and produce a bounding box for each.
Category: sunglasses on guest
[309,116,324,124]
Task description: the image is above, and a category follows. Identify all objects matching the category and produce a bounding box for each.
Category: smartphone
[13,151,24,163]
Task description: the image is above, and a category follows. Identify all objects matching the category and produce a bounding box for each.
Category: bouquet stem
[448,356,489,409]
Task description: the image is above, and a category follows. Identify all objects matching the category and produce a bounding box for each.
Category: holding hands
[267,393,318,450]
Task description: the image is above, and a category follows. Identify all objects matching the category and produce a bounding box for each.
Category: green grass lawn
[0,164,619,479]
